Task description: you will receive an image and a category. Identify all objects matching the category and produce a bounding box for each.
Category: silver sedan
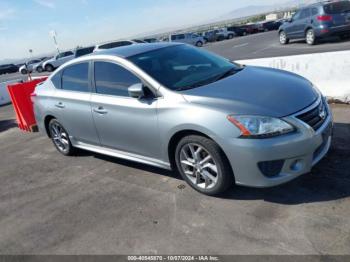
[33,43,332,195]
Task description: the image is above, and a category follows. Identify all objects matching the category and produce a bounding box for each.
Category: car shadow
[75,122,350,205]
[289,36,350,45]
[221,122,350,204]
[0,119,17,133]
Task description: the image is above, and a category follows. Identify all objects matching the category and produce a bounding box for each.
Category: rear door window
[324,1,350,14]
[61,63,89,92]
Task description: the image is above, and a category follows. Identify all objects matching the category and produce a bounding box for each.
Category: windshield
[128,45,241,91]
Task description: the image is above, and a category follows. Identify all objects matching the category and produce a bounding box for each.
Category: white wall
[0,80,21,106]
[238,50,350,103]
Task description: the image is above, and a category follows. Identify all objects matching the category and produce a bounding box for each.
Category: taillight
[30,93,37,103]
[317,15,332,21]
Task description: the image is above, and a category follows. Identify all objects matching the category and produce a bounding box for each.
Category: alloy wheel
[50,121,70,153]
[179,143,218,189]
[306,30,315,45]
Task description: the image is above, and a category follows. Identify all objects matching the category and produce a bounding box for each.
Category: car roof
[93,42,182,58]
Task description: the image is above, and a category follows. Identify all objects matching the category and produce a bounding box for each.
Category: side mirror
[128,83,144,99]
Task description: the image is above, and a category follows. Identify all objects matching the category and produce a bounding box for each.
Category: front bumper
[220,101,333,188]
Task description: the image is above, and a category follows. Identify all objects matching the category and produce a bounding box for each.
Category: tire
[228,34,234,39]
[279,31,289,45]
[175,135,234,196]
[37,66,43,73]
[306,29,316,45]
[45,64,54,72]
[195,41,203,47]
[21,69,27,75]
[48,119,76,156]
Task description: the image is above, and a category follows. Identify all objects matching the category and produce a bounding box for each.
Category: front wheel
[175,135,234,196]
[48,119,75,156]
[37,66,43,73]
[21,69,27,75]
[306,29,317,45]
[279,31,289,45]
[228,34,234,39]
[195,41,203,47]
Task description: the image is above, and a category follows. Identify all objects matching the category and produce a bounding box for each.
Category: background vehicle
[33,57,52,73]
[34,43,331,196]
[258,20,283,32]
[170,33,205,47]
[132,39,147,43]
[75,46,95,58]
[19,59,42,74]
[227,25,249,36]
[143,38,158,43]
[0,64,19,75]
[244,23,260,34]
[279,0,350,45]
[93,40,140,52]
[214,28,236,39]
[42,51,75,72]
[203,31,220,42]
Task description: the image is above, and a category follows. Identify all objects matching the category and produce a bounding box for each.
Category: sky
[0,0,286,60]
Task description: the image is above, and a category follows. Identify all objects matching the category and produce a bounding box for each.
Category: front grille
[296,100,328,131]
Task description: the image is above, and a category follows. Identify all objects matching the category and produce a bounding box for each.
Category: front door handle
[55,102,65,109]
[93,106,108,114]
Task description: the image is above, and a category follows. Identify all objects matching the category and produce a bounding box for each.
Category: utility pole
[50,30,60,54]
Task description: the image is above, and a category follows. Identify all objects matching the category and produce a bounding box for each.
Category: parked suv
[33,43,332,196]
[43,51,75,72]
[279,0,350,45]
[170,33,205,47]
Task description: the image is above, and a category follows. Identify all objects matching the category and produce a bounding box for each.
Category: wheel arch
[44,114,56,137]
[167,129,232,173]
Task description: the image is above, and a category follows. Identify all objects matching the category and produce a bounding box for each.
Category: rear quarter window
[51,72,62,89]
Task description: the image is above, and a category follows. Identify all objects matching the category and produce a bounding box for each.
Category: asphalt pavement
[205,31,350,60]
[0,103,350,255]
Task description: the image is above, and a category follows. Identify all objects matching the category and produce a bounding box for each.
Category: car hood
[182,66,319,117]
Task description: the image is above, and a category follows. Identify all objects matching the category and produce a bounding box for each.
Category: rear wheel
[48,119,75,156]
[279,31,289,45]
[228,34,234,39]
[45,64,54,72]
[306,29,317,45]
[175,135,234,196]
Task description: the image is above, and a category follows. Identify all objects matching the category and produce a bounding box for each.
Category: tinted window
[300,8,311,19]
[324,1,350,14]
[128,45,240,91]
[99,41,132,49]
[94,62,141,97]
[293,10,301,20]
[75,47,94,57]
[51,71,61,89]
[312,8,319,16]
[61,63,89,92]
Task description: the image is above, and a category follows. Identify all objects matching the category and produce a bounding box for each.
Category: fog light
[290,160,303,172]
[258,160,284,178]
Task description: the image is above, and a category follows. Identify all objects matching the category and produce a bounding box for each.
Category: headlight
[227,115,295,138]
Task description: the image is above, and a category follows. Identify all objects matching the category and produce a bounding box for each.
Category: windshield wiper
[176,67,244,91]
[213,67,243,82]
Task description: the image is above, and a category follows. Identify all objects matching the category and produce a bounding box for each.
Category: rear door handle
[93,106,108,114]
[55,102,65,109]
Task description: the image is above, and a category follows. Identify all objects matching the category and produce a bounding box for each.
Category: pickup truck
[214,28,236,40]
